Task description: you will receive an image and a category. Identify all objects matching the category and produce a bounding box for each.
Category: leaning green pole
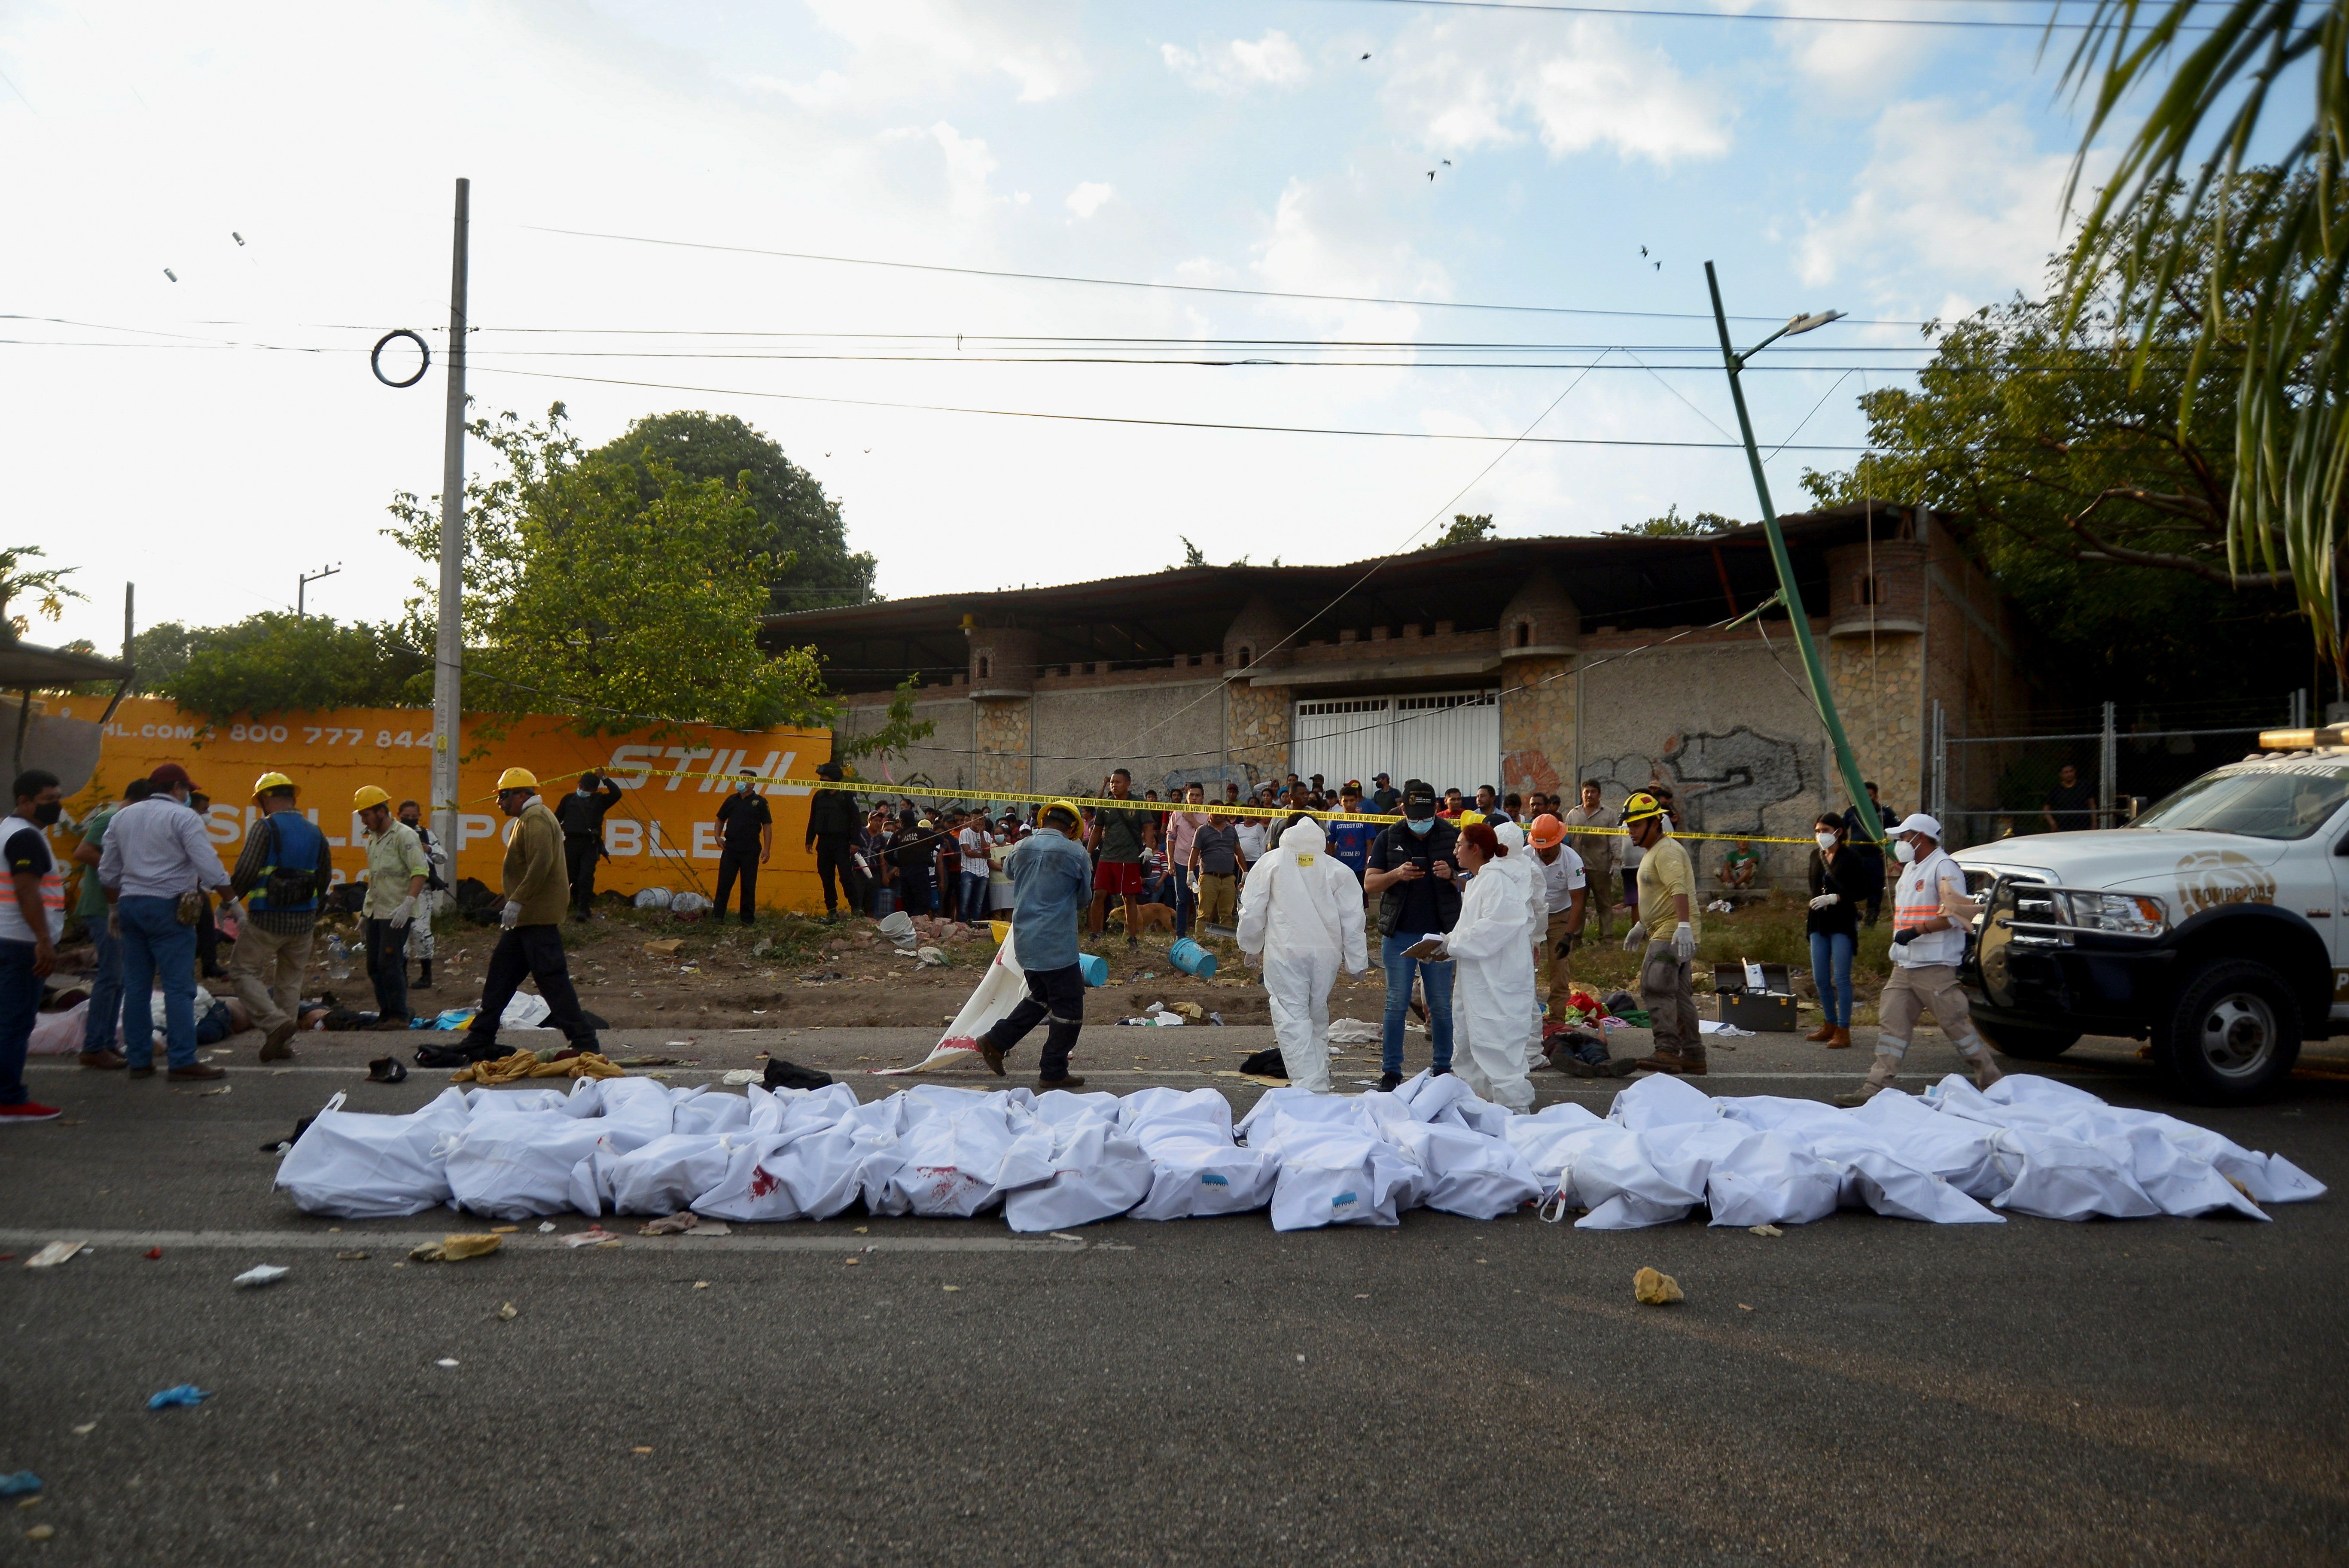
[1703,259,1883,848]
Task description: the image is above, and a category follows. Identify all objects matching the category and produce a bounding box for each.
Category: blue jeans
[1380,930,1455,1075]
[1809,929,1855,1027]
[118,895,198,1070]
[960,871,991,923]
[83,921,128,1053]
[0,939,40,1105]
[1169,866,1195,938]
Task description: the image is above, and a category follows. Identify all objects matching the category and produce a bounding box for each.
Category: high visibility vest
[1892,849,1965,966]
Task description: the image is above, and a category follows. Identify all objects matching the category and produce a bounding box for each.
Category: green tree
[2060,0,2349,679]
[1801,192,2313,708]
[156,614,430,720]
[0,546,83,636]
[588,411,877,612]
[387,404,838,738]
[1421,513,1497,550]
[1615,505,1742,538]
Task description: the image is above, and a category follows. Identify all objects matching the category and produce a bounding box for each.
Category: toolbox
[1712,961,1800,1032]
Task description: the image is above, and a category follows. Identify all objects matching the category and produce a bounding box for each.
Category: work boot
[416,959,434,989]
[1833,1052,1901,1108]
[168,1063,227,1081]
[77,1050,126,1071]
[259,1019,300,1061]
[1377,1071,1403,1092]
[963,1036,1005,1077]
[1805,1021,1836,1042]
[1633,1051,1706,1076]
[1957,1040,2005,1090]
[1037,1074,1086,1090]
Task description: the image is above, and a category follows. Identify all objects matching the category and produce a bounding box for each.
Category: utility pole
[296,563,340,619]
[431,178,469,874]
[1703,261,1880,845]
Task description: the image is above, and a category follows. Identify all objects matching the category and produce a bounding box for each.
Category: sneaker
[1037,1074,1086,1090]
[168,1063,228,1081]
[78,1050,126,1071]
[0,1101,62,1123]
[1377,1071,1402,1092]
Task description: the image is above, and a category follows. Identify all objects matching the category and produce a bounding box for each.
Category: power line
[1306,0,2221,30]
[520,224,1922,326]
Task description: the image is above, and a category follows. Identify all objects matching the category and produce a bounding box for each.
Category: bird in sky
[1441,159,1452,166]
[1426,170,1435,180]
[163,268,177,281]
[1360,50,1371,59]
[1639,245,1648,257]
[1653,261,1661,270]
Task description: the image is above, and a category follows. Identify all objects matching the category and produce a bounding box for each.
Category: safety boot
[1833,1051,1901,1107]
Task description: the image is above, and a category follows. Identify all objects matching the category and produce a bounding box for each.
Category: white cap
[1894,812,1942,840]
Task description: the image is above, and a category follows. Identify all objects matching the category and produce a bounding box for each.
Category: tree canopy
[588,411,877,613]
[0,546,83,637]
[1615,505,1741,539]
[149,615,429,719]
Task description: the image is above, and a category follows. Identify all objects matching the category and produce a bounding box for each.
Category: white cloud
[1161,30,1311,95]
[1383,18,1730,167]
[1065,181,1115,219]
[1799,101,2090,305]
[930,122,1000,216]
[769,0,1085,106]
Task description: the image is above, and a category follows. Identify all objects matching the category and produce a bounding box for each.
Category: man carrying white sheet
[966,798,1096,1090]
[1236,814,1369,1093]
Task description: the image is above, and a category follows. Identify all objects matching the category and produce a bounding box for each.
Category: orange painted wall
[59,696,830,911]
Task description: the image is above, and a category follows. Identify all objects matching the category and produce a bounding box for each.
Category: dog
[1104,901,1178,935]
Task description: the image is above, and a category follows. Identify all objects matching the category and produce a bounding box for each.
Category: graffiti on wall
[1585,726,1809,834]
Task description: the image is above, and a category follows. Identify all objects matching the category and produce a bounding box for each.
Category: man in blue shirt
[967,798,1095,1089]
[1324,783,1378,884]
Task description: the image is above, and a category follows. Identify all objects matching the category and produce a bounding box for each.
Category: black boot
[415,959,434,990]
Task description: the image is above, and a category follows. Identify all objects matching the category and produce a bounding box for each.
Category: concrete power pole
[430,178,470,874]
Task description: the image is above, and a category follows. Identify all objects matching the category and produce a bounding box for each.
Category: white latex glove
[1672,922,1696,962]
[1621,921,1648,952]
[1807,893,1840,910]
[500,899,521,930]
[388,896,416,929]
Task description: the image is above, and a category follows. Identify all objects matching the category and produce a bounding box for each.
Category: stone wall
[1825,631,1924,821]
[831,694,977,796]
[972,700,1030,795]
[1498,654,1575,798]
[1031,681,1224,798]
[1225,681,1291,785]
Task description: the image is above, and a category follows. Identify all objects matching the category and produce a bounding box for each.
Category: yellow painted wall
[58,697,830,912]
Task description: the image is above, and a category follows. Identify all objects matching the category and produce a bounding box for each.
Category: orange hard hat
[1529,813,1566,849]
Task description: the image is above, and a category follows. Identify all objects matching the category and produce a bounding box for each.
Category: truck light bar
[2259,726,2349,749]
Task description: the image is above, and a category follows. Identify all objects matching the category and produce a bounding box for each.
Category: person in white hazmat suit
[1236,813,1369,1093]
[1407,821,1539,1112]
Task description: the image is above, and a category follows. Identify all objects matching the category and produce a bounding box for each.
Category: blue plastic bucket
[1076,952,1109,987]
[1168,937,1218,978]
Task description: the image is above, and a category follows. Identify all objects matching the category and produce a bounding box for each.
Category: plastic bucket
[989,919,1010,945]
[1168,936,1218,979]
[1076,952,1109,988]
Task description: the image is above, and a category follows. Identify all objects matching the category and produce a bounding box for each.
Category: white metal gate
[1292,689,1498,794]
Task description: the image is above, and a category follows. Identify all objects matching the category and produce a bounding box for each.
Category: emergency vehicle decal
[2173,849,2277,916]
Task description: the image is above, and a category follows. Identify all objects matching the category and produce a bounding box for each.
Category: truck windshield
[2131,767,2349,840]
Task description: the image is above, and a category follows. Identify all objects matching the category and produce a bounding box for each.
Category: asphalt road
[3,1021,2346,1566]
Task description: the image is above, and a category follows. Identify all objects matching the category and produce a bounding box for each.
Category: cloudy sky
[3,0,2128,651]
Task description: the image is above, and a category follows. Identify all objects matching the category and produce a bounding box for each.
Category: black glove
[1891,927,1917,946]
[1554,931,1580,957]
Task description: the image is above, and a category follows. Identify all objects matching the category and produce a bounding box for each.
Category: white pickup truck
[1955,735,2349,1105]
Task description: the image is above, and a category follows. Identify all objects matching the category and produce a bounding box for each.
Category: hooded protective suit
[1494,820,1551,1061]
[1236,816,1370,1093]
[1440,837,1539,1112]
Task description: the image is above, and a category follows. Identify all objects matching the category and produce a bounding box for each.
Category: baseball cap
[1401,779,1436,819]
[1894,812,1943,840]
[148,762,198,794]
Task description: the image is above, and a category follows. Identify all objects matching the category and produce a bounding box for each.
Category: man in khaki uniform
[1620,791,1704,1076]
[1560,780,1618,938]
[457,767,599,1060]
[1835,812,2002,1106]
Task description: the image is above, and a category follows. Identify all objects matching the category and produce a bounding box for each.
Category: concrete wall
[1031,681,1224,799]
[831,694,977,796]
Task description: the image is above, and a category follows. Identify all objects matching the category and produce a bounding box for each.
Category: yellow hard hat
[1619,790,1666,825]
[352,785,391,812]
[1039,797,1086,832]
[252,771,294,799]
[1456,810,1487,827]
[495,767,539,792]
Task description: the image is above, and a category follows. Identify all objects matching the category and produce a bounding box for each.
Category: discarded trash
[146,1385,211,1410]
[0,1475,39,1500]
[25,1524,53,1541]
[721,1069,761,1086]
[564,1226,621,1248]
[1738,1303,1755,1311]
[440,1234,502,1261]
[631,1445,653,1454]
[68,1425,94,1437]
[23,1241,84,1269]
[1047,1232,1085,1243]
[1749,1224,1783,1238]
[692,1280,710,1289]
[670,892,712,916]
[643,938,684,957]
[408,1242,444,1262]
[633,888,675,910]
[1326,1018,1381,1045]
[434,1358,459,1368]
[365,1057,408,1084]
[496,1303,518,1321]
[232,1264,289,1288]
[1633,1267,1684,1306]
[143,1248,161,1260]
[750,938,774,957]
[537,1221,556,1233]
[335,1251,369,1261]
[941,1285,962,1293]
[916,945,947,967]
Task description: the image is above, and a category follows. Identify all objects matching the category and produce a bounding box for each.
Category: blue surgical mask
[1405,817,1434,837]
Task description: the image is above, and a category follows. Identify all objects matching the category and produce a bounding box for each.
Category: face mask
[1815,831,1837,852]
[1893,838,1918,864]
[31,801,59,827]
[1405,817,1434,837]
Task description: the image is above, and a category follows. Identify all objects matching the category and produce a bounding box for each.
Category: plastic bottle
[324,934,353,981]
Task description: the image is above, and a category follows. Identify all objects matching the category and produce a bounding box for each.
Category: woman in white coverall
[1412,821,1538,1112]
[1236,814,1369,1093]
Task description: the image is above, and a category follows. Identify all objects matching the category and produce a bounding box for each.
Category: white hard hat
[1894,812,1943,840]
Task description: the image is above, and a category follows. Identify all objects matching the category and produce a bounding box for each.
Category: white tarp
[275,1072,2326,1234]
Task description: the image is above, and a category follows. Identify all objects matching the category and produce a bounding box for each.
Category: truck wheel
[1978,1022,2080,1061]
[2153,959,2301,1105]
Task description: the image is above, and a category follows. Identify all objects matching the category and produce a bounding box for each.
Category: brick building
[764,502,2032,867]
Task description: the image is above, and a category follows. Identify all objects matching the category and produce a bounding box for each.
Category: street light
[1703,262,1879,847]
[296,562,341,619]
